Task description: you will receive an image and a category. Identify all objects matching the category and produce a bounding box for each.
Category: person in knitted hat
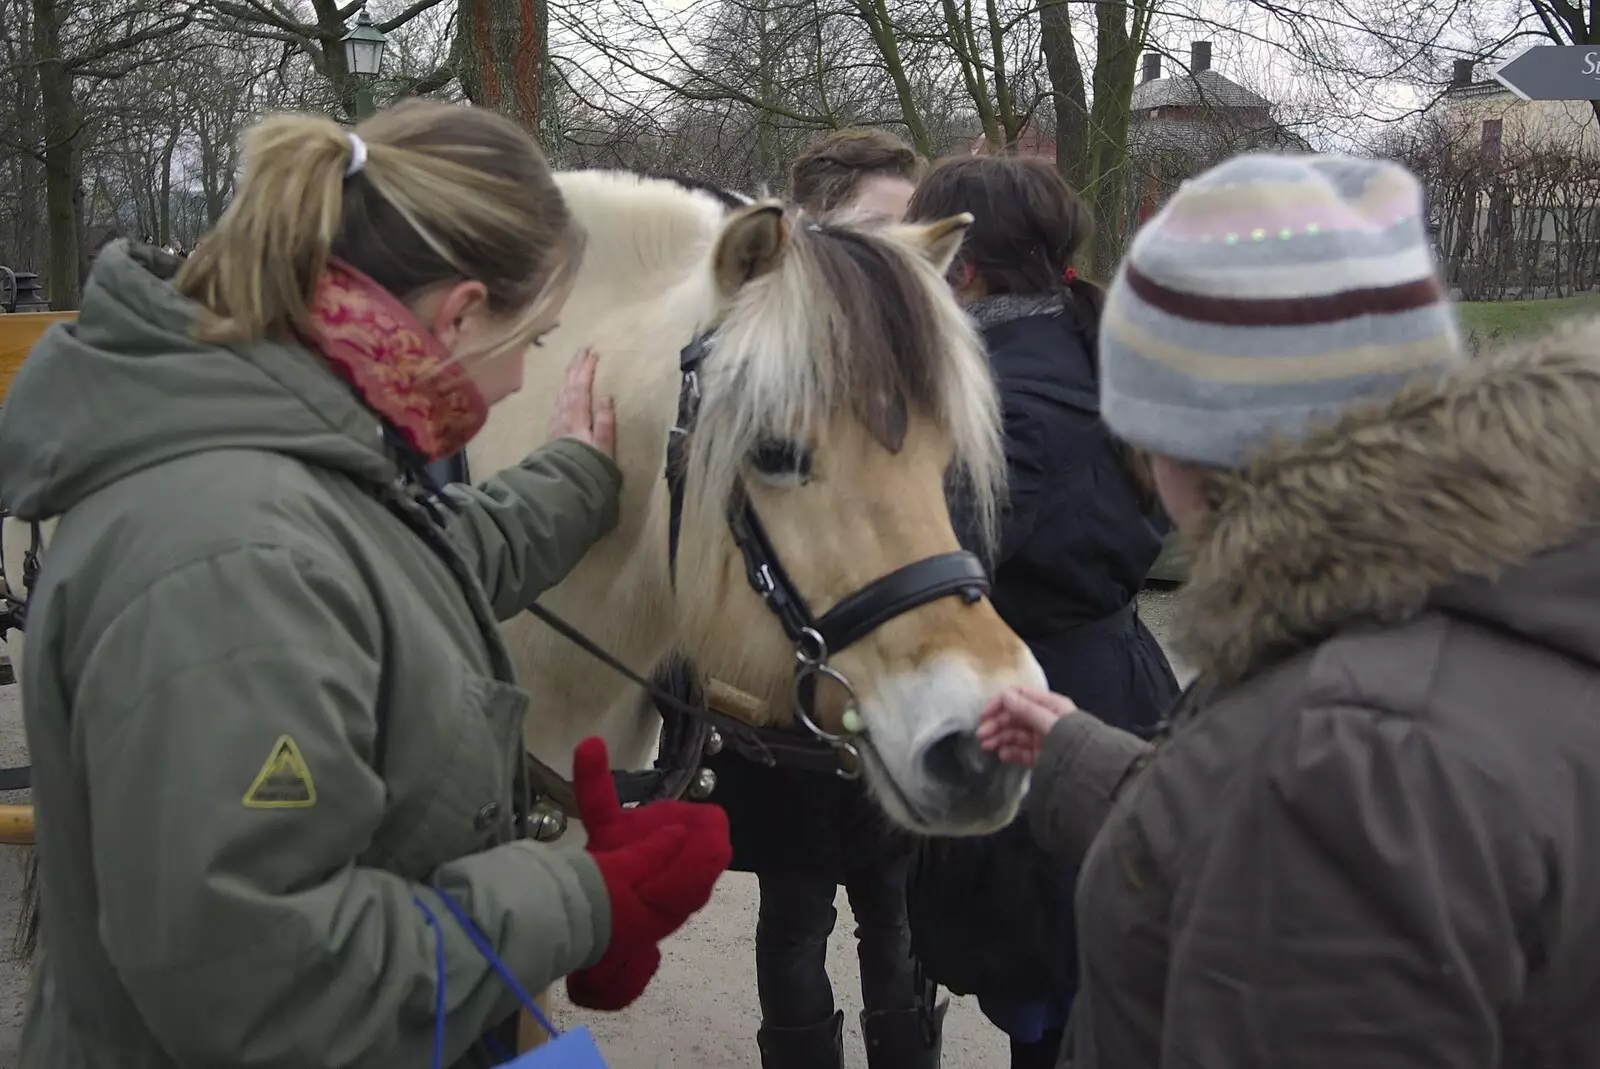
[975,151,1600,1067]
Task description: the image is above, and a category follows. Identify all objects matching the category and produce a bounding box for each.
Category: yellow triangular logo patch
[242,735,317,809]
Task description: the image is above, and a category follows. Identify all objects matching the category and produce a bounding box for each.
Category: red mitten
[565,945,661,1011]
[571,737,704,852]
[565,737,731,1010]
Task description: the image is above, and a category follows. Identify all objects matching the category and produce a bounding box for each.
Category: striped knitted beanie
[1099,153,1463,469]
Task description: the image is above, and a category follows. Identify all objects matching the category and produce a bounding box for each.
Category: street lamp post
[340,6,389,120]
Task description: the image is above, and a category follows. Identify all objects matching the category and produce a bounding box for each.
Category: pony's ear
[713,203,789,296]
[896,213,973,274]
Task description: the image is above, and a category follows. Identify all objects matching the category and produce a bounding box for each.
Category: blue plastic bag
[416,889,609,1069]
[495,1027,606,1069]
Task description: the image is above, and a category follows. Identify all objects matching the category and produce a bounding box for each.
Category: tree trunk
[753,0,780,188]
[1082,0,1148,279]
[9,0,45,273]
[159,125,180,246]
[34,0,80,310]
[942,0,999,148]
[457,0,543,133]
[855,0,932,155]
[1039,0,1089,190]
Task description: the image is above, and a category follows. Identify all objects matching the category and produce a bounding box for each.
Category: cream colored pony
[4,172,1048,836]
[2,171,1050,1051]
[474,171,1047,836]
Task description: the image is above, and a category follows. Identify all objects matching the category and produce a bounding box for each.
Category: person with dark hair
[901,154,1179,1069]
[698,135,943,1069]
[789,127,924,220]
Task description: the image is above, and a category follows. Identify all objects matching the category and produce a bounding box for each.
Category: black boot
[861,999,947,1069]
[757,1010,844,1069]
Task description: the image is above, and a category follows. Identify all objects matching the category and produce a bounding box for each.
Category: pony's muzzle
[921,726,999,786]
[909,724,1026,831]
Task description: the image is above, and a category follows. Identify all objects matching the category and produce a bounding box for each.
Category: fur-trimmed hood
[1175,315,1600,686]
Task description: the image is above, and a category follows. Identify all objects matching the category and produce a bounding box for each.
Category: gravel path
[0,591,1188,1068]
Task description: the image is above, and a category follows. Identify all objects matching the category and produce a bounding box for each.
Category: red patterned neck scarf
[298,258,488,461]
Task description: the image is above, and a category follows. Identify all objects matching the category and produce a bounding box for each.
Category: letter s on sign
[1587,51,1600,76]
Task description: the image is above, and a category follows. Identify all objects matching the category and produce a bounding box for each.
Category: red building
[1128,41,1308,226]
[967,124,1057,160]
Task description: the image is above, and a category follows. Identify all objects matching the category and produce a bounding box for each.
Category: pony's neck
[472,170,746,779]
[486,359,684,777]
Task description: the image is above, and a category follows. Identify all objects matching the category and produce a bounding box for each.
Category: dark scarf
[966,292,1066,331]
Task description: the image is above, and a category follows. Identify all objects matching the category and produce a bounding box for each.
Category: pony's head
[671,201,1046,835]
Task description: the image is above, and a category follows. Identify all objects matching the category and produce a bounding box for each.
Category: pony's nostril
[922,728,998,786]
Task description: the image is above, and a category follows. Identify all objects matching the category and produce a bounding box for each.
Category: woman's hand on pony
[548,348,617,459]
[976,686,1080,767]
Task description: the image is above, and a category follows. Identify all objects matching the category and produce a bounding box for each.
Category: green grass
[1457,293,1600,338]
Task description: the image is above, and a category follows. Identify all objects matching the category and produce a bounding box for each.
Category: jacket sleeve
[444,437,623,621]
[1157,704,1531,1068]
[1024,713,1150,865]
[74,545,612,1069]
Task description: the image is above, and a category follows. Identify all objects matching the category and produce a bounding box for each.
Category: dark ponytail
[1062,275,1104,361]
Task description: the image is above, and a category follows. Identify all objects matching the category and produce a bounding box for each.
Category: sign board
[1492,45,1600,101]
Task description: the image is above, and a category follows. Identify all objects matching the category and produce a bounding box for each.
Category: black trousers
[754,854,922,1028]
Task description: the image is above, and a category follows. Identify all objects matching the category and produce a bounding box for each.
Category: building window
[1481,118,1503,165]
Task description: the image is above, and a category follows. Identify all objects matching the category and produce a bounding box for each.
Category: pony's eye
[750,439,813,481]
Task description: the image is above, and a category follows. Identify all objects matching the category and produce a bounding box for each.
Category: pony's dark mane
[635,170,747,211]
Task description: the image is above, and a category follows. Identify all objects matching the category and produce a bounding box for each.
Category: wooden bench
[0,312,71,845]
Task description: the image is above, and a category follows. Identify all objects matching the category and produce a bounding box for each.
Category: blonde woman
[0,100,730,1068]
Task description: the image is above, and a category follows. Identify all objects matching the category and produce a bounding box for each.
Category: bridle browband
[664,327,991,781]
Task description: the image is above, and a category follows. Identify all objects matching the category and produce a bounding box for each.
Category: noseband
[665,330,991,779]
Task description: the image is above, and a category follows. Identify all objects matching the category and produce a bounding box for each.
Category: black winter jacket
[909,297,1180,1009]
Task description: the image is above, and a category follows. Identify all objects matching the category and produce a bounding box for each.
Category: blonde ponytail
[176,114,353,341]
[176,99,571,346]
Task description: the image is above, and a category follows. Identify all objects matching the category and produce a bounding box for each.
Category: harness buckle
[754,563,778,599]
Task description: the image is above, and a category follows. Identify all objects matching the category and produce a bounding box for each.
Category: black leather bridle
[663,328,992,779]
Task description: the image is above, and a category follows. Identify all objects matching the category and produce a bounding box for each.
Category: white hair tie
[345,132,368,178]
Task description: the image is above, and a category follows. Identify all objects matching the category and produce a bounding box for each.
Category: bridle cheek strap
[726,483,991,658]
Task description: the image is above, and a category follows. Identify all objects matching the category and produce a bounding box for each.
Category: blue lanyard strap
[414,887,562,1068]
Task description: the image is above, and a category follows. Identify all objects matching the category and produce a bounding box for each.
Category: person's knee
[757,872,838,949]
[843,860,911,934]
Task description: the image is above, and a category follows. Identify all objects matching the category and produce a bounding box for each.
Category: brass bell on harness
[688,767,718,800]
[527,803,568,843]
[704,729,724,756]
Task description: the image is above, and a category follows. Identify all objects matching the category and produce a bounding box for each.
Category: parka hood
[0,241,394,520]
[1176,315,1600,685]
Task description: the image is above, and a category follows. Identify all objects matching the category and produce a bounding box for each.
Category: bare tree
[198,0,455,119]
[10,0,199,307]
